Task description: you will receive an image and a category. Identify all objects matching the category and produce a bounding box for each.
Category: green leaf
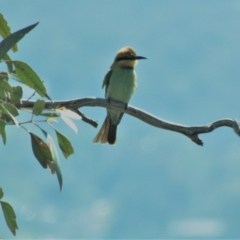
[0,104,19,126]
[0,89,6,99]
[3,103,19,116]
[0,71,9,80]
[0,13,11,38]
[44,93,52,102]
[30,132,52,168]
[6,110,18,126]
[8,72,20,82]
[55,130,74,159]
[10,86,22,105]
[0,187,3,199]
[0,13,17,52]
[33,100,45,116]
[0,201,18,236]
[3,54,14,72]
[0,22,38,60]
[0,75,11,99]
[12,61,48,98]
[0,77,12,93]
[0,119,6,144]
[47,134,63,190]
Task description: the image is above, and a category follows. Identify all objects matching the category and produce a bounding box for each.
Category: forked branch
[19,97,240,146]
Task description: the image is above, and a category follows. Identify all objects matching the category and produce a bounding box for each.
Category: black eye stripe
[116,56,135,62]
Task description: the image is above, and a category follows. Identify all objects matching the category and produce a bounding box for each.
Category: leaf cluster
[0,13,81,235]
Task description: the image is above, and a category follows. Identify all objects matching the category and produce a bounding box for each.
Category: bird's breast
[106,68,137,103]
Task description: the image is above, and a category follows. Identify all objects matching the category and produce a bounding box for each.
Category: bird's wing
[102,69,112,96]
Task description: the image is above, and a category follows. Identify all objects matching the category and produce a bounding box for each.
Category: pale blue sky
[1,0,240,238]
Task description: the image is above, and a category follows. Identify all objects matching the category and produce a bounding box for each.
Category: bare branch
[19,97,240,146]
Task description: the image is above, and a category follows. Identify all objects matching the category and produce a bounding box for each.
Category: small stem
[26,91,36,101]
[20,125,29,133]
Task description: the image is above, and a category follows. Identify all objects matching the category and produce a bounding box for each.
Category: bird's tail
[107,120,117,144]
[93,115,117,144]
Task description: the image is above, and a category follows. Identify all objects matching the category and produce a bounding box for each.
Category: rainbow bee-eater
[93,46,146,144]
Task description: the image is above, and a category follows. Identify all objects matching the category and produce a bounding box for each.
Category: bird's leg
[107,97,111,103]
[107,98,128,110]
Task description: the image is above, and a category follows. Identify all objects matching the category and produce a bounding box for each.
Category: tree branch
[19,97,240,146]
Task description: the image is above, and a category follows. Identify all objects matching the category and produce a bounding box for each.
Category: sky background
[1,0,240,238]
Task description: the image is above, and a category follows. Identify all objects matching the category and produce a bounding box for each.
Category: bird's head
[111,46,147,69]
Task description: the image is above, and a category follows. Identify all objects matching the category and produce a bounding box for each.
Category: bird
[93,46,146,144]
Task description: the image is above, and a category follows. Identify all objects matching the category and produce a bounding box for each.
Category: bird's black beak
[135,56,147,60]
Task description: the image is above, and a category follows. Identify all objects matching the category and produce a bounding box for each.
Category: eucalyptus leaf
[55,130,74,159]
[0,187,3,199]
[47,134,63,190]
[33,100,45,116]
[0,13,17,52]
[10,86,22,105]
[0,78,12,93]
[3,103,19,116]
[30,132,51,168]
[1,200,18,236]
[0,22,38,60]
[57,109,82,120]
[12,61,47,97]
[0,13,11,38]
[60,113,78,134]
[0,76,11,100]
[3,53,13,72]
[0,104,19,126]
[0,119,6,144]
[5,110,18,126]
